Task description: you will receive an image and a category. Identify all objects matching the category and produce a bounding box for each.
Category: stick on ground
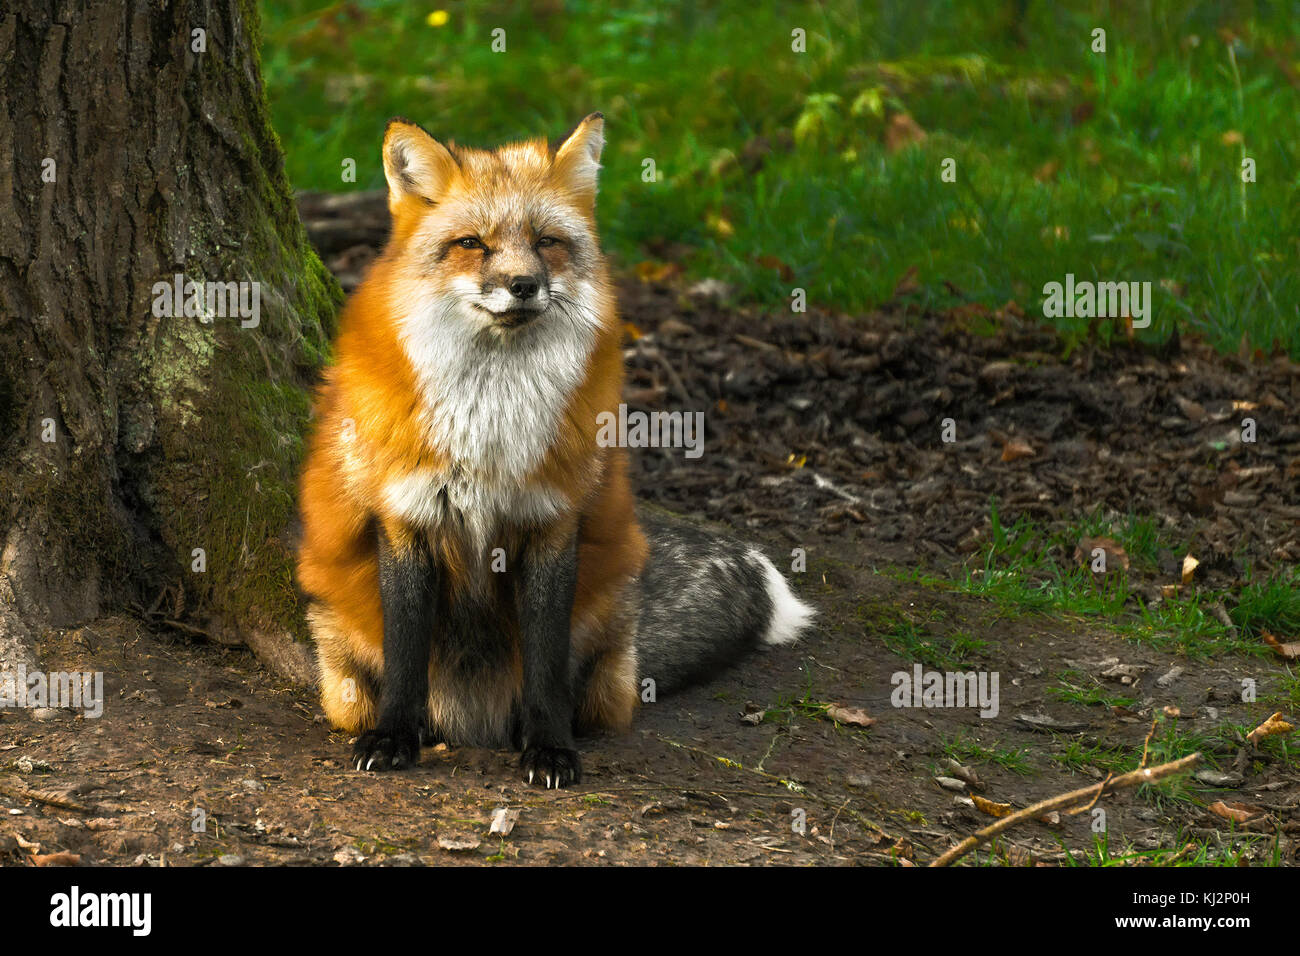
[930,752,1200,867]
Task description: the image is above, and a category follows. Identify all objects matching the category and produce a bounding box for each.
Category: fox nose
[508,275,539,300]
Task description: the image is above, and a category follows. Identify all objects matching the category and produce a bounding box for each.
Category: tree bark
[0,0,339,680]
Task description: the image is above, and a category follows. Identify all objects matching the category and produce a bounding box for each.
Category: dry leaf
[972,795,1013,818]
[1000,438,1035,462]
[1181,554,1200,586]
[1207,801,1263,825]
[489,807,520,836]
[825,704,875,727]
[31,852,81,867]
[1246,711,1294,744]
[1262,632,1300,660]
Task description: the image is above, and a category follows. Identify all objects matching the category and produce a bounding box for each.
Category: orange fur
[296,115,645,738]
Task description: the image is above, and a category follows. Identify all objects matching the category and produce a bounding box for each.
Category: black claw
[519,745,582,788]
[352,722,421,772]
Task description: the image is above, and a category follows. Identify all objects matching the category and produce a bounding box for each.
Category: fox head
[379,113,608,334]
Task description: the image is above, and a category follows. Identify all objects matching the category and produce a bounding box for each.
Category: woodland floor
[1,193,1296,867]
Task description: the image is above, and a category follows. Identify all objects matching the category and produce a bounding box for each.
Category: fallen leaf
[825,704,875,727]
[940,758,982,789]
[1246,711,1294,744]
[1207,801,1263,825]
[1262,632,1300,660]
[31,852,81,867]
[1181,553,1200,586]
[972,795,1013,818]
[489,808,520,836]
[1000,438,1035,462]
[1194,769,1243,788]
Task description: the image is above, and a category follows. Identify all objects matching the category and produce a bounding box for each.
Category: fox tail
[633,509,815,695]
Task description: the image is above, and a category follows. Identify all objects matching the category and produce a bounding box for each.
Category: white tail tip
[751,551,816,646]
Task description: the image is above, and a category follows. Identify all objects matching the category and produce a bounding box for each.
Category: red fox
[296,113,814,788]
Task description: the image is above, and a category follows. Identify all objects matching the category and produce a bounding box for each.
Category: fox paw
[352,723,420,772]
[520,745,581,789]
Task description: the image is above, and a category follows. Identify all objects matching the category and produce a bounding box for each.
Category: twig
[649,350,694,406]
[930,753,1201,867]
[1139,716,1159,768]
[1072,771,1115,815]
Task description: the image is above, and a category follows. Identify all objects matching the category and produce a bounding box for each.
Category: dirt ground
[1,193,1296,866]
[1,544,1294,866]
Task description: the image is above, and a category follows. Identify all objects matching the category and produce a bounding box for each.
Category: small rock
[934,776,967,792]
[1155,666,1184,688]
[241,779,266,792]
[332,846,365,866]
[1194,770,1244,788]
[31,708,61,722]
[437,832,481,852]
[215,854,244,866]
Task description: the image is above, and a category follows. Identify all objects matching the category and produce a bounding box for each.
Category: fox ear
[552,112,605,206]
[382,119,458,213]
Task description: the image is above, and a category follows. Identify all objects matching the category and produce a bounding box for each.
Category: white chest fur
[381,286,601,541]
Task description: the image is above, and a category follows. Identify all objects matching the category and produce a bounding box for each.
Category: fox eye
[456,237,484,250]
[535,236,559,248]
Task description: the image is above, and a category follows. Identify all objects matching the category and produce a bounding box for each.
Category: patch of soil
[2,547,1295,866]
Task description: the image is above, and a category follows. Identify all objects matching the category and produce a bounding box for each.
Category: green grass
[1049,669,1138,709]
[261,0,1300,356]
[939,731,1034,775]
[1062,830,1282,867]
[880,618,989,669]
[892,497,1294,660]
[1051,739,1131,775]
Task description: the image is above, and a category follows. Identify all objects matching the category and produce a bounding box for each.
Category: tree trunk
[0,0,339,680]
